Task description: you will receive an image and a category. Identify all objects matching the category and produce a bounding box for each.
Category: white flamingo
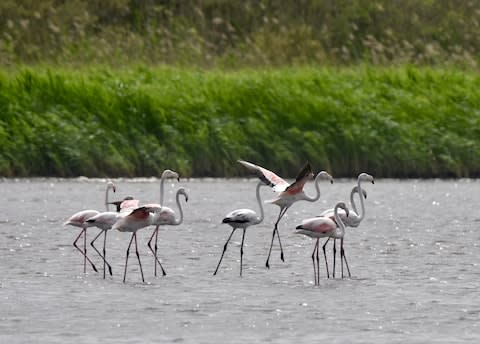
[85,196,139,278]
[238,160,333,268]
[295,202,349,285]
[213,181,266,277]
[142,169,180,276]
[63,181,115,273]
[146,187,188,277]
[319,173,374,278]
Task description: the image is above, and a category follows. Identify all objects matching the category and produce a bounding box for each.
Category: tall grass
[1,65,479,178]
[1,1,479,68]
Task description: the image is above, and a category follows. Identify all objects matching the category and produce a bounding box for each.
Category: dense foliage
[1,0,479,67]
[1,66,479,178]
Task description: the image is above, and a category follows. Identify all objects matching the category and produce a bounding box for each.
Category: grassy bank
[0,65,479,178]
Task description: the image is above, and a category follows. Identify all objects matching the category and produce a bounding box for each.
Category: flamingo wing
[298,217,336,234]
[284,161,313,195]
[238,160,289,192]
[223,209,256,224]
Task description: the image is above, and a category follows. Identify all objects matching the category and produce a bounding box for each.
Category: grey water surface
[0,178,479,343]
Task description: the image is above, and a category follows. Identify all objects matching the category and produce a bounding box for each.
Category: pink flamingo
[142,169,180,276]
[85,196,139,279]
[238,160,333,268]
[111,206,154,283]
[213,181,266,277]
[295,202,349,285]
[112,187,187,283]
[63,181,116,273]
[319,173,374,278]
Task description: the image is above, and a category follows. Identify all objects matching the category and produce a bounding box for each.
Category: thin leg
[147,226,167,276]
[340,238,351,278]
[316,239,320,285]
[83,228,87,273]
[240,229,246,277]
[73,228,97,273]
[123,233,135,283]
[134,233,145,283]
[266,207,288,268]
[322,237,330,278]
[90,230,113,278]
[213,228,236,275]
[154,228,159,276]
[311,240,317,285]
[332,239,337,278]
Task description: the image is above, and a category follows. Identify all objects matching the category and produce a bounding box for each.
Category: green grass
[1,65,479,178]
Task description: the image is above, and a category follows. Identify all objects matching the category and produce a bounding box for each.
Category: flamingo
[319,173,374,278]
[213,181,266,277]
[111,207,155,283]
[85,196,139,279]
[142,169,180,276]
[112,187,188,283]
[238,160,333,268]
[145,187,188,277]
[63,181,116,273]
[295,202,349,285]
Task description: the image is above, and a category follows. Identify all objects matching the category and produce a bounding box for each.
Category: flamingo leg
[322,237,330,278]
[83,228,87,273]
[73,228,97,273]
[332,239,337,278]
[90,229,113,278]
[265,207,288,269]
[340,238,351,278]
[213,228,236,275]
[134,233,145,283]
[147,226,167,277]
[311,240,317,285]
[123,232,135,283]
[316,238,320,285]
[240,229,246,277]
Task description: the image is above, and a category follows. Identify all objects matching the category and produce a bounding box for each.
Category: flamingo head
[106,181,116,193]
[352,186,367,199]
[358,173,374,184]
[316,171,334,184]
[335,201,349,217]
[177,187,189,202]
[162,169,180,182]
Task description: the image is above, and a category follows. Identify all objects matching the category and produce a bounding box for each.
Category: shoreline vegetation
[1,1,480,178]
[1,65,479,178]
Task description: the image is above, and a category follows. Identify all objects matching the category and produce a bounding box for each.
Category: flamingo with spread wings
[238,160,333,268]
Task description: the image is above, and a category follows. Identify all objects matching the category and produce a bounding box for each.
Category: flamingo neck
[357,178,366,222]
[105,185,112,211]
[173,191,185,225]
[302,173,322,202]
[350,187,359,214]
[334,205,346,238]
[160,174,167,207]
[255,182,265,224]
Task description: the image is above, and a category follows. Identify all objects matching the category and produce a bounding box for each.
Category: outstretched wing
[238,160,289,192]
[284,161,313,195]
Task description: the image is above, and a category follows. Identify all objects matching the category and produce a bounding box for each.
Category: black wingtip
[295,224,303,230]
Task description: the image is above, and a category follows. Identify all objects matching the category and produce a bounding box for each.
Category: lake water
[0,178,479,343]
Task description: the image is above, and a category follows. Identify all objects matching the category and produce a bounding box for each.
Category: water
[1,178,479,343]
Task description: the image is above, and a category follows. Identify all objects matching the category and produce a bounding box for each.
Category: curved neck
[173,191,185,225]
[303,173,322,202]
[334,205,346,237]
[350,187,359,214]
[357,178,366,221]
[255,182,264,224]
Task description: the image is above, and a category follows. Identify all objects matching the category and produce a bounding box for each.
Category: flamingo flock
[64,161,374,285]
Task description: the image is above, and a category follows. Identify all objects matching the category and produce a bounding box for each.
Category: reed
[1,65,479,178]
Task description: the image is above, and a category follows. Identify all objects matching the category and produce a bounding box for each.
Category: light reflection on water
[0,178,479,343]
